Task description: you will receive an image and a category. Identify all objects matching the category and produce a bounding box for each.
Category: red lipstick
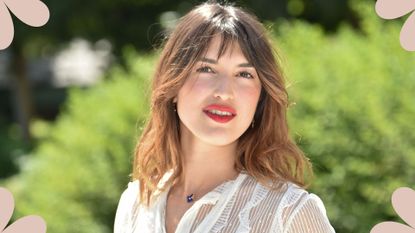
[203,104,237,123]
[203,104,237,115]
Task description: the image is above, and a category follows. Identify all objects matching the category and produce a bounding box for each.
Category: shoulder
[279,182,336,233]
[242,176,335,233]
[279,182,312,210]
[279,182,327,217]
[120,180,140,205]
[242,175,306,203]
[255,178,327,213]
[113,180,140,233]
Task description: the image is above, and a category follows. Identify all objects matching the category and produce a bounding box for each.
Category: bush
[4,51,156,233]
[274,1,415,233]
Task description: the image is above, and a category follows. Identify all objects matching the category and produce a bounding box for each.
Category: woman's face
[174,35,262,146]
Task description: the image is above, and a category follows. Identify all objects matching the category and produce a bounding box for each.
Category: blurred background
[1,0,414,232]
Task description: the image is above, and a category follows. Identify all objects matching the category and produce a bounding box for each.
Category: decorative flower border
[0,1,414,232]
[0,187,46,233]
[375,0,415,51]
[0,0,49,49]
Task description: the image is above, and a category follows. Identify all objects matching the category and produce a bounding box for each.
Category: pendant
[186,193,194,203]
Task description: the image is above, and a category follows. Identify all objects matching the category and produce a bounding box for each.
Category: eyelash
[196,66,255,79]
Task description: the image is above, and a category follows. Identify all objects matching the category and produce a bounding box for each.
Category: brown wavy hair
[132,0,313,207]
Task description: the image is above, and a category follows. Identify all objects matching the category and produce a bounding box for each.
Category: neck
[173,127,240,198]
[176,158,239,197]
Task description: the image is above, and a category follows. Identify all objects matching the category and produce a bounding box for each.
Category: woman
[114,1,336,233]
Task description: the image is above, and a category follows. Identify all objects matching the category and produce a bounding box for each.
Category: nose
[214,74,235,100]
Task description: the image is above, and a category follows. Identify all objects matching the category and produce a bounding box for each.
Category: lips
[203,104,237,115]
[204,111,236,123]
[202,104,237,123]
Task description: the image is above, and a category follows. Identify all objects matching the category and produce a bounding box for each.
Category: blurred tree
[3,50,156,233]
[0,116,30,178]
[6,0,179,145]
[5,0,372,145]
[274,1,415,232]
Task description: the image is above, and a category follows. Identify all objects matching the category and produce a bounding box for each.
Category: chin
[200,135,239,147]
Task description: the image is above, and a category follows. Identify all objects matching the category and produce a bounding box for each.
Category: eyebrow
[197,57,253,68]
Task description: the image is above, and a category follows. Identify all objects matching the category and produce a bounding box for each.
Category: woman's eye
[239,71,254,79]
[196,66,214,73]
[196,66,254,79]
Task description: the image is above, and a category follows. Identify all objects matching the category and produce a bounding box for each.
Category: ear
[173,97,177,103]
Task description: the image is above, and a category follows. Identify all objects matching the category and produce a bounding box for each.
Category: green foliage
[274,1,415,233]
[0,119,30,179]
[3,1,415,233]
[4,51,156,233]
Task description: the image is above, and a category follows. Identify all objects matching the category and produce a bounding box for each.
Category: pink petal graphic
[371,222,415,233]
[391,187,415,228]
[3,0,49,27]
[2,216,46,233]
[400,11,415,51]
[0,188,15,231]
[0,2,14,50]
[375,0,415,19]
[0,187,47,233]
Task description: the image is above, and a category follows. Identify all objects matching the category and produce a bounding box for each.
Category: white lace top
[114,170,336,233]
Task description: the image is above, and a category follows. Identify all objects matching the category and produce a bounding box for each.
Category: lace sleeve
[284,193,335,233]
[113,180,139,233]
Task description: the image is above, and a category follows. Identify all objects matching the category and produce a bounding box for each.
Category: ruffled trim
[270,182,308,233]
[207,179,241,233]
[236,182,270,232]
[194,173,247,233]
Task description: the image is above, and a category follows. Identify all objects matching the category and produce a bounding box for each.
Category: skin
[166,34,262,233]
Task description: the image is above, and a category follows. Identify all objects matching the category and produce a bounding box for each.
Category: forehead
[203,34,246,61]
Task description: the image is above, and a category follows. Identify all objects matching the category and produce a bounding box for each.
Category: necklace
[182,172,241,203]
[186,193,194,203]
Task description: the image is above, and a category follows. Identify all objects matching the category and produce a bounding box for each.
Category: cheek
[177,78,210,115]
[239,85,261,103]
[181,76,212,96]
[236,85,261,117]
